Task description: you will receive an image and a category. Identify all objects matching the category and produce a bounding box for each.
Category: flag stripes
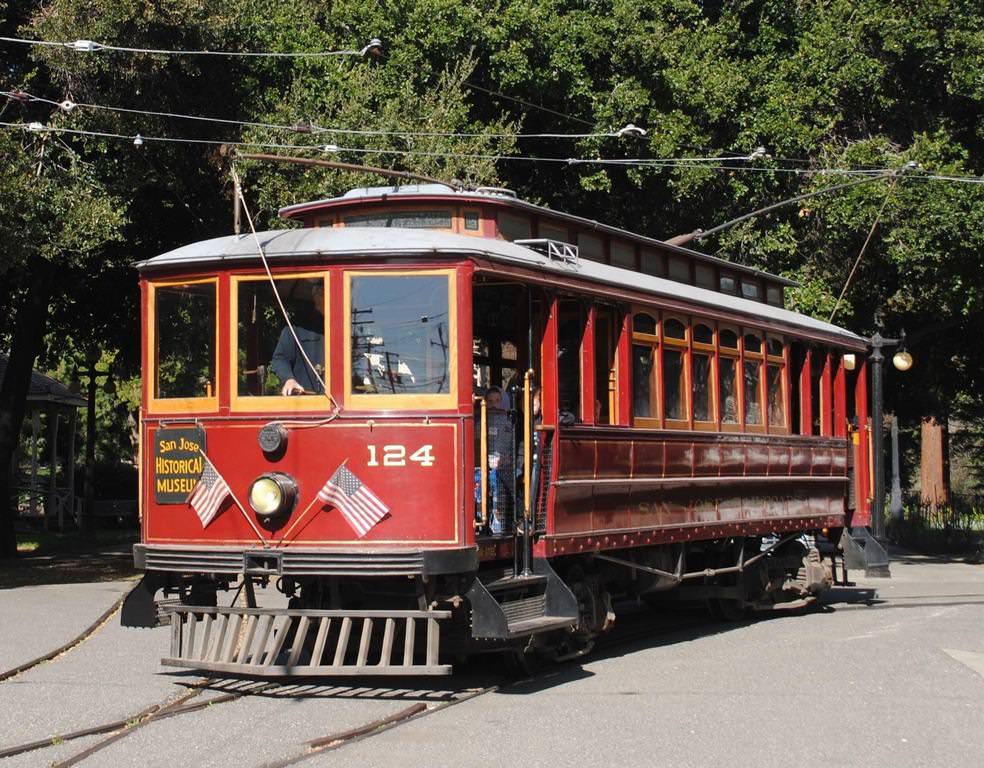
[316,463,389,537]
[187,454,231,528]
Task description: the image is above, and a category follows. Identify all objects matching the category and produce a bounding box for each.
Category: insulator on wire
[133,134,144,147]
[71,39,101,52]
[59,99,76,112]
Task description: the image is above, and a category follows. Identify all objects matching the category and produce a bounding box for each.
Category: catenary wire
[0,89,647,140]
[0,121,913,175]
[0,35,373,58]
[4,121,983,182]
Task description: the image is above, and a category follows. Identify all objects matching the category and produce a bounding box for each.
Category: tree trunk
[0,273,53,558]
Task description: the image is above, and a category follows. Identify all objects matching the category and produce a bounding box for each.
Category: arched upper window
[633,313,657,336]
[743,333,763,355]
[664,318,687,341]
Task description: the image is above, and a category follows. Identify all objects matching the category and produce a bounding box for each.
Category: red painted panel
[813,447,833,477]
[745,443,770,476]
[596,440,632,478]
[693,443,722,476]
[719,443,745,476]
[632,440,665,477]
[558,438,596,479]
[552,485,594,534]
[768,444,791,476]
[789,445,812,475]
[144,420,461,546]
[664,442,693,476]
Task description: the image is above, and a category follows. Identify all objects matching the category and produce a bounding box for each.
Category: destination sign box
[154,427,207,504]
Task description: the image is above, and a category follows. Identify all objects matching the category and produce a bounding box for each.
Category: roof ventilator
[515,238,579,266]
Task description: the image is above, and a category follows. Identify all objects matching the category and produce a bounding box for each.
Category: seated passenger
[271,282,325,395]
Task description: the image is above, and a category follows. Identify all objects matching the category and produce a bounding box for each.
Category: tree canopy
[2,0,984,537]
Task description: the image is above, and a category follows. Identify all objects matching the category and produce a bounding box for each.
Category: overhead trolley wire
[1,121,981,184]
[0,89,644,140]
[0,35,382,58]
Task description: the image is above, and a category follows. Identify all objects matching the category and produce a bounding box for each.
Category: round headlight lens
[249,476,284,516]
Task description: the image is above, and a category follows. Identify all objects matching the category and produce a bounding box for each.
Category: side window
[557,301,585,420]
[743,331,764,428]
[632,311,659,422]
[766,336,787,433]
[235,276,327,399]
[718,326,740,428]
[153,281,216,402]
[662,316,689,426]
[497,211,532,241]
[692,322,715,425]
[578,233,604,262]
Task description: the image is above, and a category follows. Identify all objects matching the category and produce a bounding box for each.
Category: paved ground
[0,580,134,672]
[0,550,981,768]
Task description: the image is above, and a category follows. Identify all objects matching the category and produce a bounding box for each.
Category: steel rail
[0,678,275,764]
[0,589,130,683]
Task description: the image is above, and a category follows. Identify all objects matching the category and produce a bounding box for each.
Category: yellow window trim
[344,269,458,410]
[146,277,220,415]
[229,272,332,413]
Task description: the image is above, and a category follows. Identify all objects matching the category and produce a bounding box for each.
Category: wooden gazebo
[0,354,85,529]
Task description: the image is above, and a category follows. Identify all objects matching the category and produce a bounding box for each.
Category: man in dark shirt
[270,281,325,395]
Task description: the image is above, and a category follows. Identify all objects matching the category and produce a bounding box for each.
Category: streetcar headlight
[248,472,297,519]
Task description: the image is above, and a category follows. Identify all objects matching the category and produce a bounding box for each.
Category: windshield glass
[349,274,451,396]
[236,276,326,397]
[154,281,216,400]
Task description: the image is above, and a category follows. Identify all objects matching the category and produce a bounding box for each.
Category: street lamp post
[868,327,912,540]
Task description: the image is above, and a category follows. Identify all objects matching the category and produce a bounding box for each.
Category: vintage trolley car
[123,183,873,676]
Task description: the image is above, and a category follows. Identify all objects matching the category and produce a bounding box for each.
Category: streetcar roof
[278,184,797,287]
[138,227,863,345]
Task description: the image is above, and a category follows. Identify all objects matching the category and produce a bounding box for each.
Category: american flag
[317,463,389,537]
[187,454,231,528]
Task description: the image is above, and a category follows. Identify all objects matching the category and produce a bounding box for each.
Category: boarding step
[467,559,578,639]
[162,606,452,677]
[840,527,891,578]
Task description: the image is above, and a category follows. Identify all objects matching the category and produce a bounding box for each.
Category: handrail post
[478,396,488,530]
[522,369,534,576]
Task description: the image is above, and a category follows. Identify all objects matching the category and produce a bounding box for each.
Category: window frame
[340,207,455,231]
[228,271,332,413]
[630,309,660,428]
[691,320,717,430]
[661,314,690,429]
[765,335,790,435]
[343,268,458,410]
[147,277,220,414]
[741,330,766,433]
[718,324,741,432]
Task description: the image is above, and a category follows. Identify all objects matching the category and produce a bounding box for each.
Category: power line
[464,81,595,128]
[0,35,382,58]
[1,88,645,141]
[5,121,982,184]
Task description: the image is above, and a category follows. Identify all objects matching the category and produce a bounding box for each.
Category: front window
[347,271,456,406]
[234,275,327,402]
[152,280,216,403]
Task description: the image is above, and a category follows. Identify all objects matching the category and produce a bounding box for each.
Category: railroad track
[0,600,770,766]
[0,591,129,684]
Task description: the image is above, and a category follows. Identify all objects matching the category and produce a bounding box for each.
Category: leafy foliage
[2,0,984,486]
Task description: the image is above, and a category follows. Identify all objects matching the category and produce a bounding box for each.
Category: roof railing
[515,238,579,266]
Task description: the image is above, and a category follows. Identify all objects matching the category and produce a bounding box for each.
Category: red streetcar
[123,183,874,676]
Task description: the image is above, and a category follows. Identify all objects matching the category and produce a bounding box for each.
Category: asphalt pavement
[0,550,980,768]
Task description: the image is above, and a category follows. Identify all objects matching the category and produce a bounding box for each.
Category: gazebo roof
[0,354,85,409]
